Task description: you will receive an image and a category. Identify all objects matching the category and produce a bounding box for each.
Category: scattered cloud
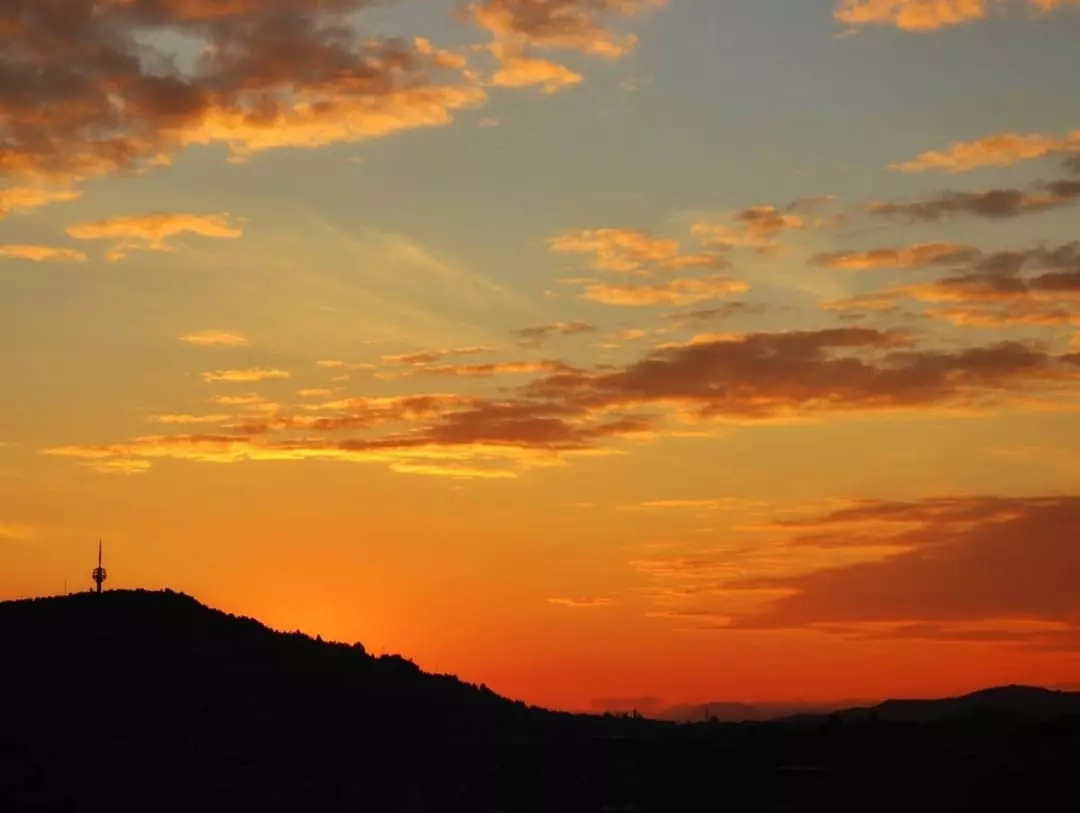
[834,0,1080,32]
[810,243,980,270]
[547,596,614,608]
[148,414,231,425]
[581,276,750,306]
[823,242,1080,329]
[550,228,728,275]
[67,213,242,260]
[404,360,572,378]
[0,1,486,190]
[721,495,1080,649]
[0,187,81,218]
[488,43,583,93]
[465,0,665,58]
[663,303,769,328]
[891,129,1080,173]
[382,347,492,366]
[870,177,1080,222]
[201,368,291,383]
[633,498,766,511]
[179,329,249,348]
[516,321,597,345]
[0,244,88,263]
[525,327,1080,420]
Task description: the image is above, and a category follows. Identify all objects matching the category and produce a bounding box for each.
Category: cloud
[891,129,1080,173]
[179,329,249,348]
[516,321,597,345]
[0,245,88,262]
[828,242,1080,328]
[208,393,269,407]
[148,414,231,425]
[810,243,980,270]
[0,522,38,542]
[382,347,492,365]
[581,276,750,306]
[692,202,841,255]
[550,228,728,274]
[720,495,1080,648]
[487,44,583,93]
[869,178,1080,222]
[0,187,81,218]
[465,0,665,58]
[547,596,614,608]
[0,0,487,192]
[835,0,1080,32]
[404,360,572,378]
[525,327,1080,420]
[201,368,291,383]
[663,303,769,327]
[634,498,766,511]
[67,213,242,259]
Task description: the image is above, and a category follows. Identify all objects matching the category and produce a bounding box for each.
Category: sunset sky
[3,0,1080,713]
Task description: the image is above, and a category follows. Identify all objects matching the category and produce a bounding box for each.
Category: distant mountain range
[658,685,1080,724]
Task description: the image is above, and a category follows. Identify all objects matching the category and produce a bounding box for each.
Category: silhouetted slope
[3,590,1079,813]
[828,685,1080,724]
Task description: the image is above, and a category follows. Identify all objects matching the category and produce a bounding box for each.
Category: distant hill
[826,685,1080,724]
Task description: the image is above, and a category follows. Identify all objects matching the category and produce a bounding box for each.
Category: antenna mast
[92,540,108,594]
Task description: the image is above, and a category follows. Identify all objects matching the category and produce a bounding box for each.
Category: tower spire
[92,540,107,594]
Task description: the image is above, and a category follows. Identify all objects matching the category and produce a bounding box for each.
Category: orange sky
[2,0,1080,712]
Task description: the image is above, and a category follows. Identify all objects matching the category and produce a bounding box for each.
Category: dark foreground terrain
[3,590,1078,812]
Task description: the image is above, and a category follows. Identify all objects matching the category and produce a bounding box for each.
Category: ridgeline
[2,590,1077,812]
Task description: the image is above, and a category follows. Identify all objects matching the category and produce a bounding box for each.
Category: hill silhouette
[3,590,1078,812]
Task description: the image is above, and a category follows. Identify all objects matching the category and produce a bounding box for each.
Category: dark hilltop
[2,589,1078,812]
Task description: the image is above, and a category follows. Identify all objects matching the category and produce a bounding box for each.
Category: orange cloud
[465,0,664,58]
[823,243,1080,328]
[581,276,750,306]
[836,0,1080,32]
[0,187,81,217]
[892,130,1080,173]
[525,327,1080,419]
[550,227,727,275]
[148,414,232,425]
[382,347,492,365]
[516,321,597,345]
[547,597,614,608]
[870,178,1080,222]
[0,1,485,189]
[722,496,1080,647]
[408,360,572,378]
[67,213,242,259]
[201,368,291,383]
[179,329,249,348]
[488,44,583,93]
[663,303,769,327]
[0,244,88,263]
[810,243,980,270]
[692,202,839,255]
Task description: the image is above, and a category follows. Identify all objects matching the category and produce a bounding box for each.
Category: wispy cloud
[180,329,250,348]
[201,369,291,383]
[0,245,88,263]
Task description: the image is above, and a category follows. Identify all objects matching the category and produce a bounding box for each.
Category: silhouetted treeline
[2,590,1077,812]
